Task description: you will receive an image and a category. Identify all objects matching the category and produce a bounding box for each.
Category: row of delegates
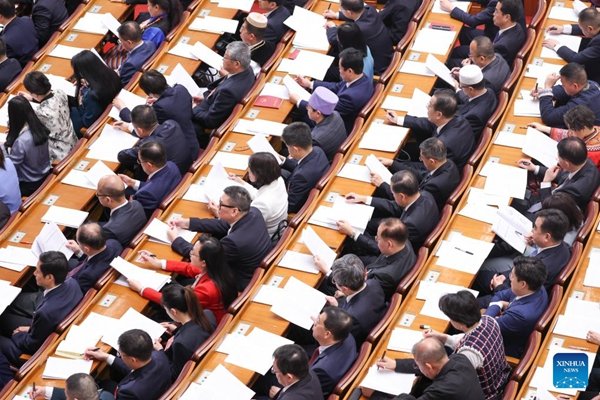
[128,236,237,323]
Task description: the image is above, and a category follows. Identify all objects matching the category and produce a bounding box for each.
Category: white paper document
[407,88,432,118]
[540,33,582,59]
[492,206,532,253]
[302,226,336,269]
[381,95,412,112]
[337,163,371,183]
[190,41,224,70]
[180,365,255,400]
[42,357,92,380]
[278,52,335,81]
[0,246,38,268]
[56,324,103,358]
[431,0,469,14]
[387,328,424,353]
[435,233,494,274]
[32,222,74,260]
[411,28,456,55]
[282,74,311,102]
[209,152,250,170]
[399,60,435,77]
[522,127,558,168]
[41,206,89,228]
[46,74,76,97]
[277,250,320,274]
[73,12,110,35]
[483,163,527,199]
[233,118,287,136]
[466,187,510,207]
[360,365,416,395]
[365,154,393,184]
[218,0,253,12]
[359,126,408,152]
[252,284,285,305]
[309,199,374,234]
[494,130,525,148]
[108,89,146,121]
[110,257,170,292]
[458,202,499,224]
[189,15,239,34]
[259,82,290,100]
[553,314,600,339]
[564,298,600,319]
[525,62,564,86]
[0,281,21,315]
[87,124,139,163]
[247,135,280,160]
[168,42,199,60]
[144,218,196,245]
[583,249,600,287]
[291,18,329,52]
[548,5,579,22]
[425,53,457,87]
[201,162,246,203]
[417,281,478,320]
[166,63,203,97]
[513,92,541,117]
[49,44,87,59]
[225,327,293,374]
[284,6,326,31]
[85,160,117,188]
[101,307,167,349]
[270,276,327,330]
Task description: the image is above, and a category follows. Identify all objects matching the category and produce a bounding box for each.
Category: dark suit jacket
[367,241,417,299]
[337,279,386,344]
[482,54,511,94]
[171,207,271,291]
[192,67,255,129]
[120,41,157,86]
[308,75,374,133]
[0,352,11,390]
[311,111,347,160]
[277,370,324,399]
[311,335,358,397]
[132,161,182,217]
[493,23,525,66]
[102,200,148,247]
[113,351,171,400]
[329,6,393,73]
[264,6,291,43]
[120,84,199,160]
[457,89,497,138]
[404,115,475,168]
[70,87,111,134]
[536,158,600,210]
[558,26,600,83]
[0,58,20,92]
[0,17,38,66]
[281,147,330,213]
[451,0,498,40]
[485,287,548,357]
[71,239,122,293]
[118,120,194,175]
[31,0,68,47]
[538,242,571,289]
[251,40,276,66]
[539,81,600,128]
[379,0,420,44]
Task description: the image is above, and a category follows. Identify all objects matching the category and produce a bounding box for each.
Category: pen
[534,83,538,91]
[327,3,331,10]
[514,230,523,236]
[377,350,387,370]
[454,246,474,255]
[419,324,430,330]
[32,382,35,394]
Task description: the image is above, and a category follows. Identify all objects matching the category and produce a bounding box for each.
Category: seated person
[456,64,497,138]
[116,22,157,87]
[239,13,276,70]
[325,255,387,344]
[529,105,600,170]
[484,257,548,358]
[374,138,461,210]
[155,284,216,380]
[116,105,193,176]
[379,0,421,45]
[137,0,182,46]
[97,175,148,247]
[168,186,272,291]
[29,372,100,400]
[340,169,440,251]
[386,89,475,168]
[324,22,374,83]
[31,0,68,47]
[291,48,374,133]
[0,251,83,364]
[45,329,172,400]
[65,222,123,293]
[517,136,600,212]
[439,0,499,48]
[323,0,393,74]
[0,38,21,92]
[257,0,291,44]
[377,291,511,400]
[0,0,38,66]
[0,148,22,214]
[131,236,237,322]
[21,71,77,162]
[542,193,583,246]
[70,50,121,136]
[532,63,600,129]
[0,353,11,392]
[270,344,324,399]
[306,87,347,160]
[316,218,416,300]
[119,141,182,217]
[281,122,330,213]
[192,42,255,138]
[115,70,198,160]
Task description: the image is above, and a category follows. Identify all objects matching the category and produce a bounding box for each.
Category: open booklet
[491,206,532,253]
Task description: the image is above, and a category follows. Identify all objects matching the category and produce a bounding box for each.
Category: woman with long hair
[0,146,21,213]
[157,284,215,380]
[69,50,121,135]
[130,236,237,322]
[138,0,182,44]
[5,96,51,196]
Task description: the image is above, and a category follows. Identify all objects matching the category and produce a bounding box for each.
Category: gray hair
[419,138,447,161]
[330,254,365,291]
[226,41,251,69]
[223,186,252,212]
[65,373,100,400]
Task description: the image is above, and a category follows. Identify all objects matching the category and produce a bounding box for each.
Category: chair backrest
[411,0,431,22]
[338,117,365,155]
[19,174,54,212]
[259,226,295,269]
[128,208,163,249]
[535,284,563,333]
[32,32,60,61]
[241,72,266,106]
[516,28,536,61]
[317,153,344,191]
[501,379,519,400]
[468,127,493,167]
[192,313,233,360]
[378,50,403,84]
[396,247,428,296]
[227,267,265,315]
[55,288,98,334]
[332,341,372,396]
[5,60,34,93]
[486,91,509,130]
[594,185,600,203]
[553,241,583,287]
[52,138,87,176]
[509,330,541,382]
[366,293,402,343]
[14,332,59,380]
[359,83,384,119]
[289,188,320,229]
[166,11,190,42]
[157,360,197,400]
[159,172,193,210]
[0,210,19,238]
[262,42,286,73]
[528,0,548,31]
[59,3,86,31]
[189,135,219,172]
[446,164,473,207]
[396,21,417,52]
[280,29,295,44]
[422,204,452,249]
[502,58,523,95]
[211,104,244,139]
[577,200,599,242]
[0,379,17,397]
[81,107,112,139]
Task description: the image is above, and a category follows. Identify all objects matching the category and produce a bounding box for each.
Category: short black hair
[139,140,167,167]
[65,373,99,400]
[282,122,312,149]
[340,0,364,12]
[390,170,419,196]
[0,0,16,18]
[557,136,588,165]
[378,218,408,244]
[578,7,600,28]
[273,344,309,378]
[542,192,583,230]
[438,290,481,327]
[131,105,159,130]
[472,36,495,58]
[39,251,69,284]
[77,222,106,250]
[223,186,252,212]
[498,0,522,22]
[321,306,353,341]
[419,138,447,160]
[23,71,51,95]
[117,21,142,42]
[559,62,588,85]
[535,209,569,242]
[248,152,281,187]
[563,105,596,131]
[432,89,458,118]
[512,256,547,291]
[118,329,153,361]
[339,48,364,74]
[140,70,168,95]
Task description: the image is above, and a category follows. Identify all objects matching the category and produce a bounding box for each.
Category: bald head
[77,222,106,251]
[97,176,126,208]
[65,373,99,400]
[413,337,448,364]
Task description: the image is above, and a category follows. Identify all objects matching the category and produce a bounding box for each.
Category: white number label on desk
[399,313,416,327]
[9,231,25,243]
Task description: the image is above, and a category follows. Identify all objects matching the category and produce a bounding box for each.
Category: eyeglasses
[189,250,200,258]
[219,201,237,210]
[96,192,110,198]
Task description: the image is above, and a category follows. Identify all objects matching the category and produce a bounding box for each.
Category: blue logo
[553,353,588,389]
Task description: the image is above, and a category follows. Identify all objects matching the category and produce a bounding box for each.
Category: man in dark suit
[387,89,475,168]
[306,87,347,160]
[119,141,182,217]
[116,22,157,87]
[258,0,290,44]
[378,0,420,45]
[0,0,38,66]
[168,186,271,291]
[532,63,600,129]
[341,170,440,251]
[327,255,387,344]
[31,0,68,47]
[270,344,323,399]
[280,122,330,213]
[115,70,199,160]
[65,222,122,293]
[324,0,393,73]
[374,138,461,210]
[0,252,83,364]
[292,48,374,133]
[116,105,194,177]
[484,257,548,357]
[440,0,499,47]
[544,7,600,84]
[517,136,600,211]
[97,175,148,247]
[240,12,276,69]
[0,353,11,392]
[192,41,255,139]
[0,38,21,92]
[456,64,497,138]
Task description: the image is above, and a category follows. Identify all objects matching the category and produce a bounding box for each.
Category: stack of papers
[417,281,478,320]
[483,162,527,199]
[522,127,558,168]
[259,82,290,100]
[553,298,600,339]
[365,154,393,184]
[189,41,224,70]
[224,327,293,374]
[398,60,435,77]
[86,124,139,162]
[583,248,600,287]
[169,42,200,60]
[101,307,166,349]
[252,284,285,305]
[42,357,93,380]
[0,246,33,272]
[492,206,532,253]
[513,90,541,117]
[180,365,255,400]
[283,75,311,102]
[56,324,103,359]
[381,95,411,112]
[31,222,74,260]
[62,160,118,190]
[525,62,563,86]
[144,218,196,245]
[233,118,287,136]
[425,53,457,87]
[49,44,87,59]
[209,152,250,170]
[41,206,89,228]
[387,328,424,353]
[285,7,329,52]
[337,163,371,183]
[46,74,76,97]
[166,63,203,97]
[189,16,239,34]
[458,202,499,224]
[110,257,170,292]
[270,276,327,329]
[217,0,253,12]
[277,51,334,80]
[0,280,21,315]
[309,198,374,234]
[73,12,120,35]
[548,5,579,22]
[411,28,456,55]
[494,130,526,148]
[302,226,337,269]
[183,162,245,203]
[360,365,416,395]
[277,250,320,274]
[108,90,146,121]
[247,135,280,160]
[540,34,582,59]
[359,125,408,152]
[466,187,510,207]
[435,232,494,274]
[431,0,469,14]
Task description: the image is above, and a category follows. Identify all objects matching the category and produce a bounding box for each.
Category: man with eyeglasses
[269,344,323,399]
[168,185,271,291]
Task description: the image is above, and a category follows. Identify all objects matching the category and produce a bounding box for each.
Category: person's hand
[542,38,559,51]
[370,173,383,187]
[439,0,454,12]
[118,174,135,188]
[268,385,281,399]
[288,92,300,105]
[376,356,396,370]
[323,9,337,19]
[325,20,336,28]
[192,95,203,107]
[112,120,133,133]
[543,164,561,182]
[325,295,338,306]
[228,174,245,184]
[12,326,29,335]
[153,339,164,351]
[146,96,158,106]
[112,97,126,110]
[160,321,178,333]
[517,158,536,172]
[84,348,109,361]
[294,75,311,89]
[128,278,143,294]
[587,331,600,345]
[450,66,461,80]
[385,110,398,125]
[137,250,162,268]
[166,225,179,243]
[336,220,355,237]
[17,91,33,101]
[490,274,506,290]
[207,200,219,217]
[461,57,472,66]
[28,386,46,400]
[218,67,229,78]
[546,24,564,35]
[528,122,551,134]
[65,239,81,253]
[545,72,560,89]
[530,85,540,99]
[378,157,393,167]
[345,192,367,204]
[423,329,448,343]
[313,255,330,274]
[498,301,509,310]
[169,217,190,229]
